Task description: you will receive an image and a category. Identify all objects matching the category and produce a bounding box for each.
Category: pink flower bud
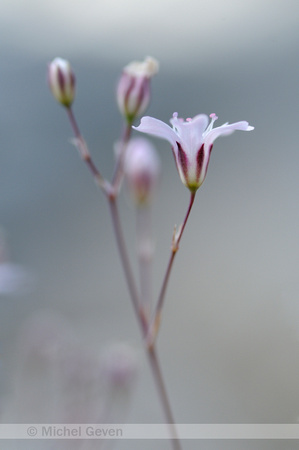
[124,137,160,205]
[48,57,75,107]
[117,57,159,123]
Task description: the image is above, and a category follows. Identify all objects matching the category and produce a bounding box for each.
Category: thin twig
[111,122,132,193]
[65,109,182,450]
[148,346,182,450]
[147,192,196,348]
[108,198,148,335]
[66,108,110,193]
[136,206,153,320]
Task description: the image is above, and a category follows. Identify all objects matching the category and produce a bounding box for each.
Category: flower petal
[204,121,254,149]
[133,116,178,147]
[170,114,209,156]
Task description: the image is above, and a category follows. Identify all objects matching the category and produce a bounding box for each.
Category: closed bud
[48,57,75,107]
[117,57,159,123]
[124,137,160,206]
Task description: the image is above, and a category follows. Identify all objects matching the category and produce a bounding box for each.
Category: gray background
[1,0,299,449]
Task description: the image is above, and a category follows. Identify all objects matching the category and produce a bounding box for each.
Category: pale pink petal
[170,114,209,156]
[133,117,178,148]
[205,121,254,149]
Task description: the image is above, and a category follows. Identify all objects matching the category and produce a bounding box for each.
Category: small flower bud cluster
[48,56,158,122]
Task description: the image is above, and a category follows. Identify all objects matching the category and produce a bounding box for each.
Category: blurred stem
[136,206,153,320]
[109,197,148,334]
[148,346,182,449]
[111,121,132,194]
[108,197,182,450]
[147,192,196,348]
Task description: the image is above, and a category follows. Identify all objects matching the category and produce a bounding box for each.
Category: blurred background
[1,0,299,449]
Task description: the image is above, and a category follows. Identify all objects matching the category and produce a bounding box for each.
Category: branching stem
[65,109,183,450]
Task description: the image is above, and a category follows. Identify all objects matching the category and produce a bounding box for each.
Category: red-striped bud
[117,57,159,124]
[48,58,75,108]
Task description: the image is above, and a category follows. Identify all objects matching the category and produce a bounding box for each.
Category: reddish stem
[147,192,196,348]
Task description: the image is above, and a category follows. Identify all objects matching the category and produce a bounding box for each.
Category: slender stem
[148,346,182,450]
[65,110,182,449]
[147,192,196,348]
[111,122,132,192]
[136,206,153,319]
[66,107,110,193]
[108,198,148,336]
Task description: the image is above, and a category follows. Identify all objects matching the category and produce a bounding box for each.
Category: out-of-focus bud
[0,262,34,295]
[117,56,159,123]
[100,343,138,423]
[124,137,160,206]
[2,312,73,423]
[100,343,138,389]
[48,57,75,107]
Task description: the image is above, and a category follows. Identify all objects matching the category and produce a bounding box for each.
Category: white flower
[133,112,254,191]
